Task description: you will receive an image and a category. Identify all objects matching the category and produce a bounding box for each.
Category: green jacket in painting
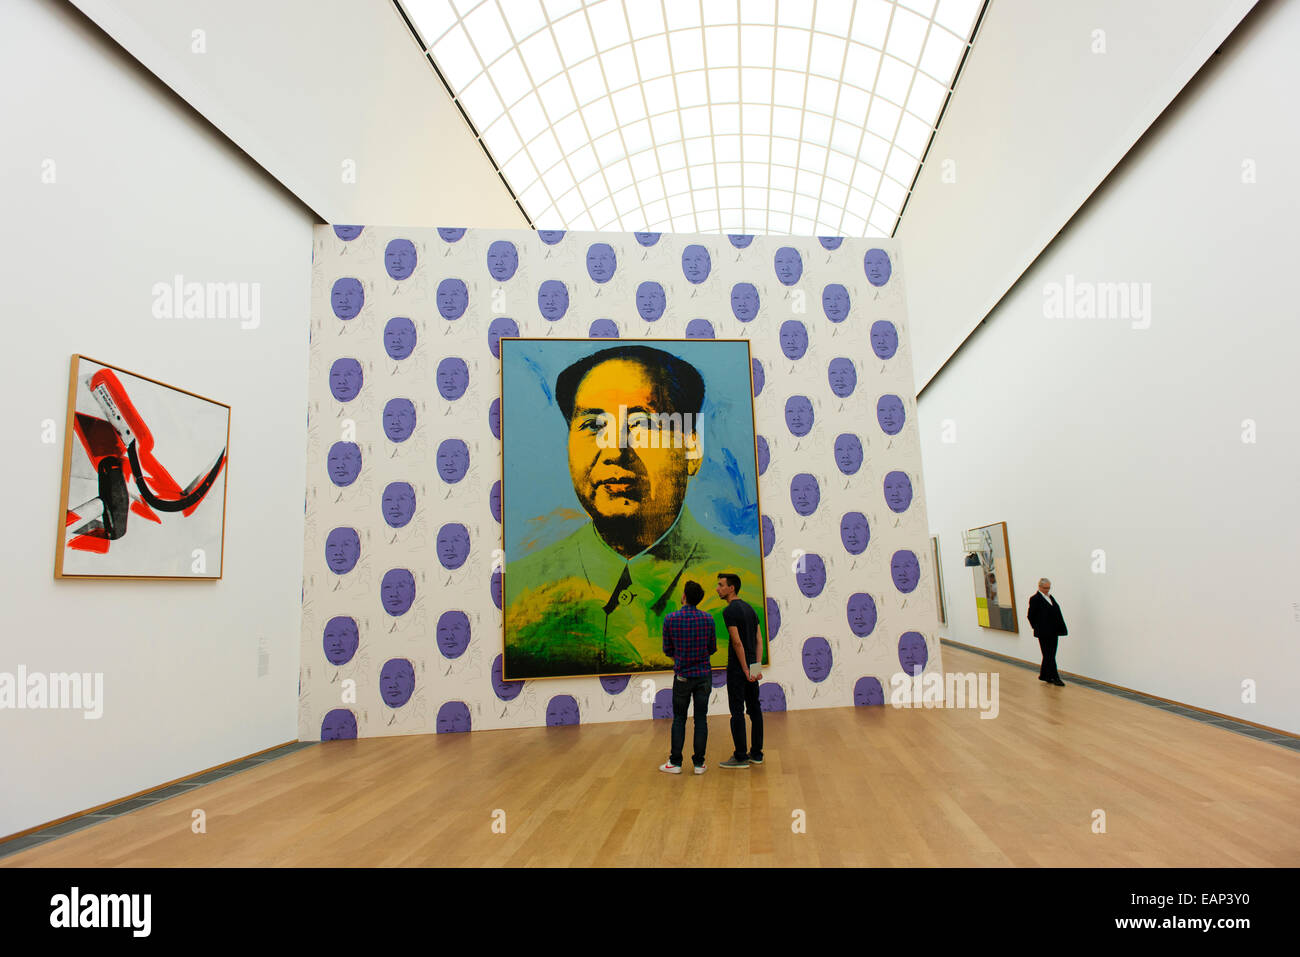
[503,506,766,679]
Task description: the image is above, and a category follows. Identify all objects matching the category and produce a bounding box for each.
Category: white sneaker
[694,764,706,775]
[659,761,682,774]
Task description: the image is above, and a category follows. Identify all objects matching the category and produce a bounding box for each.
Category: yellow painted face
[567,359,700,544]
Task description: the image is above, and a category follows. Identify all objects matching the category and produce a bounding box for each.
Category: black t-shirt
[722,599,760,669]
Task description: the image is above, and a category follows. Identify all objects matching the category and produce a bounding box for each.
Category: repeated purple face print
[383,317,417,360]
[322,616,359,666]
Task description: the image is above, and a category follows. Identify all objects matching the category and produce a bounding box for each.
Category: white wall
[898,0,1255,389]
[917,0,1300,734]
[0,0,312,837]
[69,0,529,228]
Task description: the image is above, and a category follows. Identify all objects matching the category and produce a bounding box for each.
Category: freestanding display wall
[300,226,939,739]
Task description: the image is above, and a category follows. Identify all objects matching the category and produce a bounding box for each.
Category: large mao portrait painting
[501,339,768,679]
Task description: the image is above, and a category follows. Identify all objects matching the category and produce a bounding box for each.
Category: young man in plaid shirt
[659,580,718,775]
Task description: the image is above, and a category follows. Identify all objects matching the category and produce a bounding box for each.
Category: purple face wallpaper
[490,480,502,523]
[818,236,843,250]
[751,358,765,397]
[731,282,760,322]
[822,283,850,323]
[384,239,417,281]
[329,358,363,402]
[488,317,519,359]
[756,435,770,475]
[586,242,617,283]
[774,246,803,286]
[796,553,826,598]
[539,229,566,245]
[802,637,832,683]
[488,397,501,439]
[325,526,361,575]
[327,441,362,487]
[333,225,363,241]
[636,281,666,321]
[890,550,921,593]
[437,357,470,401]
[877,394,906,436]
[846,592,878,637]
[437,701,472,733]
[546,694,580,726]
[790,473,821,517]
[436,523,471,570]
[486,240,519,281]
[681,244,711,284]
[834,433,864,475]
[898,631,928,676]
[589,318,619,338]
[383,317,417,361]
[759,683,787,712]
[436,438,470,484]
[633,231,660,246]
[538,280,570,321]
[785,395,814,437]
[490,568,502,609]
[436,610,471,659]
[322,615,360,666]
[331,278,364,320]
[437,227,466,243]
[853,677,885,706]
[652,688,673,719]
[380,568,416,616]
[437,278,469,320]
[685,318,715,339]
[491,654,523,700]
[599,674,631,695]
[779,320,809,360]
[379,657,416,708]
[827,358,857,398]
[382,481,416,529]
[383,398,417,443]
[766,597,781,641]
[839,511,870,555]
[883,470,913,513]
[728,234,753,248]
[870,320,899,359]
[761,515,775,557]
[321,708,358,740]
[864,248,893,287]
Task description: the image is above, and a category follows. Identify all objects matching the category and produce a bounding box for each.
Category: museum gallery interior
[3,0,1297,872]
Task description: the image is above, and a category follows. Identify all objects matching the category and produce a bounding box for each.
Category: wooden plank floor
[6,646,1298,867]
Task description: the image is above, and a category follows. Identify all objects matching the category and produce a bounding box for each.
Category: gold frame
[967,521,1017,633]
[54,354,231,581]
[496,336,770,681]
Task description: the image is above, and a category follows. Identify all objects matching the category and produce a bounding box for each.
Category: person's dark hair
[718,572,741,593]
[682,580,704,606]
[555,345,705,421]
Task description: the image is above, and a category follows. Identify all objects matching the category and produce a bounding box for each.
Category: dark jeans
[669,674,711,767]
[727,669,763,761]
[1038,635,1060,680]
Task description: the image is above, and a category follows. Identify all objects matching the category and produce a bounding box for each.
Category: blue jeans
[669,674,711,767]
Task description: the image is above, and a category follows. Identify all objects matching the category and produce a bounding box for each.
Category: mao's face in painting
[566,359,700,554]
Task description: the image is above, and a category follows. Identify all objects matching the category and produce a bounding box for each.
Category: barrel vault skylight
[400,0,983,236]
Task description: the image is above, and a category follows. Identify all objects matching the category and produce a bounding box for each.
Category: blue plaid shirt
[662,605,718,679]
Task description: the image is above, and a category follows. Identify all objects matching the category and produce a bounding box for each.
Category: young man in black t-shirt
[716,572,764,768]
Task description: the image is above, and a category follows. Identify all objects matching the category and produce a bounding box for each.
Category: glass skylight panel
[404,0,982,235]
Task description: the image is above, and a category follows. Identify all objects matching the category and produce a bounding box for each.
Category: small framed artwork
[55,355,230,580]
[931,534,947,625]
[968,521,1017,632]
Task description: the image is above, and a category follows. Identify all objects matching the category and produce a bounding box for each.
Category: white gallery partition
[917,0,1300,735]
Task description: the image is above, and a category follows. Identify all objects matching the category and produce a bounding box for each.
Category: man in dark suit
[1027,578,1068,686]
